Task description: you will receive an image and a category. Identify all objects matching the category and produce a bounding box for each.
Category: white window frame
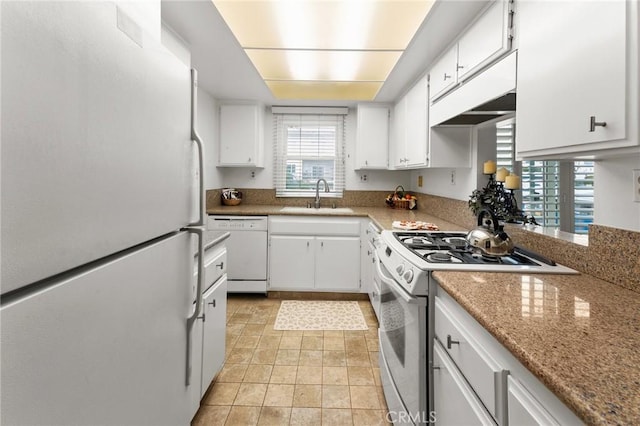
[273,113,346,198]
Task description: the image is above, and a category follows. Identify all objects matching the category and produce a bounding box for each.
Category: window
[495,121,594,234]
[273,114,346,197]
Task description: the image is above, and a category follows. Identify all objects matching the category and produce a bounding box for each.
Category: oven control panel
[379,244,428,296]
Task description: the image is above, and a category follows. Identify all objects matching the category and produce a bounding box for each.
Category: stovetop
[381,230,577,274]
[394,231,540,266]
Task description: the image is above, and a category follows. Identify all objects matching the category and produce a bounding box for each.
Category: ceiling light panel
[266,81,383,101]
[212,0,435,100]
[245,49,402,81]
[213,1,434,50]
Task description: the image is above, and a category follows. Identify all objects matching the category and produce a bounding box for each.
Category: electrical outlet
[250,170,256,179]
[633,169,640,202]
[360,174,368,182]
[450,170,456,185]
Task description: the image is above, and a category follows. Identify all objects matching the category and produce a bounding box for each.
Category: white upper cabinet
[218,104,264,167]
[429,46,458,101]
[392,75,429,169]
[515,0,639,158]
[429,0,512,102]
[355,104,389,170]
[456,0,512,82]
[391,75,472,169]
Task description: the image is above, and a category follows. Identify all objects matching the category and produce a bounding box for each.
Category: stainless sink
[279,206,354,214]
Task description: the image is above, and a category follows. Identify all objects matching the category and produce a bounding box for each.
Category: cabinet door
[433,342,496,426]
[269,235,315,289]
[507,376,560,426]
[219,104,262,166]
[457,0,511,82]
[516,1,628,156]
[404,76,429,168]
[315,237,361,291]
[201,277,227,397]
[391,97,407,168]
[356,105,389,169]
[429,45,458,100]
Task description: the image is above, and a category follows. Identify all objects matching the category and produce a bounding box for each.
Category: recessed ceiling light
[212,0,435,101]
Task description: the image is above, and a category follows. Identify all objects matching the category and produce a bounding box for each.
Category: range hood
[430,51,516,127]
[437,92,515,125]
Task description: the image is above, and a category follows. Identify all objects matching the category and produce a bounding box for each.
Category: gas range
[377,230,577,296]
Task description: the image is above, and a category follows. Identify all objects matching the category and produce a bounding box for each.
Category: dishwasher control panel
[208,215,268,231]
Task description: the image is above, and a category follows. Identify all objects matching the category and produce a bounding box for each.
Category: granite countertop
[206,204,467,232]
[433,270,640,425]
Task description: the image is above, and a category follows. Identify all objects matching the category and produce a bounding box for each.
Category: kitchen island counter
[432,270,640,425]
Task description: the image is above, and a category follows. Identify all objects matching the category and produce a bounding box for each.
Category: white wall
[407,124,492,201]
[594,154,640,231]
[198,89,224,190]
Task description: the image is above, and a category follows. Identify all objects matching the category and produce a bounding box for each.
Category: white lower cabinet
[268,216,361,292]
[434,285,583,426]
[269,235,315,289]
[201,276,227,397]
[315,236,360,291]
[433,342,496,425]
[507,376,560,426]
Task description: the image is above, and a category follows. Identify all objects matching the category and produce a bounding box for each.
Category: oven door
[376,257,428,424]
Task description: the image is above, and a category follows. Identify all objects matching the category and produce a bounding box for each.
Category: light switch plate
[633,169,640,202]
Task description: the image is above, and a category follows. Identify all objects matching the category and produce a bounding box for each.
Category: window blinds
[273,114,346,198]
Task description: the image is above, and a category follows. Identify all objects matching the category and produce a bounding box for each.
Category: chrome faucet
[314,178,329,208]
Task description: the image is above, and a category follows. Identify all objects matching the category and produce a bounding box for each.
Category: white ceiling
[161,0,488,107]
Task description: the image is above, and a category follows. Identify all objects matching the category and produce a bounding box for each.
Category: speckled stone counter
[432,270,640,425]
[206,205,467,232]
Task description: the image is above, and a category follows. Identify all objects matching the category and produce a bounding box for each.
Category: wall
[198,89,223,190]
[594,154,640,231]
[406,122,498,202]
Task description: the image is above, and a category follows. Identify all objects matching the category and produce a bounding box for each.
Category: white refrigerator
[1,2,206,424]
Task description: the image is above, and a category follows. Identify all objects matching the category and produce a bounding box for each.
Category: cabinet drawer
[203,247,226,291]
[508,376,560,426]
[434,296,507,420]
[433,341,496,425]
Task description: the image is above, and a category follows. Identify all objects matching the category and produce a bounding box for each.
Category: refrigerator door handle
[184,225,204,386]
[189,68,205,228]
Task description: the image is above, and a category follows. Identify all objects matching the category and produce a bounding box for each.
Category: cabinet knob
[443,73,452,80]
[456,64,464,70]
[446,334,460,349]
[208,299,216,307]
[589,116,607,132]
[216,261,224,269]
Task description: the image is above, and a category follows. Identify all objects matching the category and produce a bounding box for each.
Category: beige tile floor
[191,295,391,426]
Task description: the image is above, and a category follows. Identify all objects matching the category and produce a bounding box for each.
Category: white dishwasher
[208,216,268,293]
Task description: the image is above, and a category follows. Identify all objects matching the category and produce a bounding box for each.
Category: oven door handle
[374,252,423,305]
